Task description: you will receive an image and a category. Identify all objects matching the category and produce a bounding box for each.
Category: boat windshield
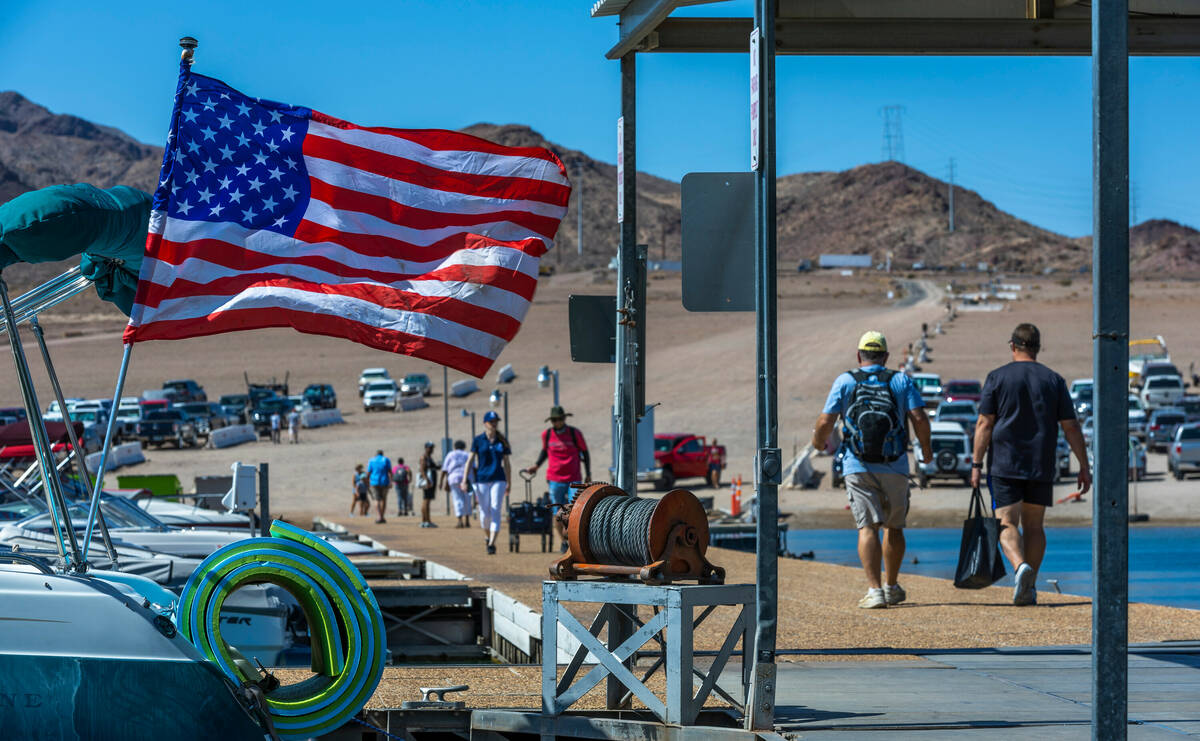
[17,495,166,532]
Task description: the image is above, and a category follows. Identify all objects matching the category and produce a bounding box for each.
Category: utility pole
[880,104,906,163]
[947,157,956,232]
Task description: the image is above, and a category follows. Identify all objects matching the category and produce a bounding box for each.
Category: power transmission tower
[947,157,956,232]
[880,105,906,162]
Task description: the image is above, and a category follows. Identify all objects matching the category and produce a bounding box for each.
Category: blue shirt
[823,365,924,477]
[471,433,511,483]
[367,454,392,487]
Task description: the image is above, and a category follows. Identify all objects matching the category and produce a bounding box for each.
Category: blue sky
[2,0,1198,237]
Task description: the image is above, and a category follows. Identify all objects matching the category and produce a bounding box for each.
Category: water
[786,526,1200,610]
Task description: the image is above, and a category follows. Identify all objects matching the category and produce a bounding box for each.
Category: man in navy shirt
[972,323,1091,606]
[813,331,932,609]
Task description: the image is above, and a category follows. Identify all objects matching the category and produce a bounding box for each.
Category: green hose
[176,520,385,740]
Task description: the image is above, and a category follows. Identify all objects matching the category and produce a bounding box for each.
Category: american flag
[123,67,571,377]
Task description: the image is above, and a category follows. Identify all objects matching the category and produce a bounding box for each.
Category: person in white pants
[465,411,511,555]
[440,440,472,528]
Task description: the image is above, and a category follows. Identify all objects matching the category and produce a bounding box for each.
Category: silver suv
[914,421,972,487]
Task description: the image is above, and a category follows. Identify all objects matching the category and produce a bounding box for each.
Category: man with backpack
[524,405,590,553]
[811,331,932,609]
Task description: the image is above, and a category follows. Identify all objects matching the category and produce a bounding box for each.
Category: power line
[879,104,906,163]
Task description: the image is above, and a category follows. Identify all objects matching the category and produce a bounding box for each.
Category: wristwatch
[971,462,983,469]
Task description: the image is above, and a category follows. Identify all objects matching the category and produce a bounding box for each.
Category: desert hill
[0,91,1195,289]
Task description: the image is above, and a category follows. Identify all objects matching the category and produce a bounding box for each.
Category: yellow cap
[858,331,887,353]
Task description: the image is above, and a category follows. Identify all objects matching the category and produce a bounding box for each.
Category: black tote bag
[953,486,1007,589]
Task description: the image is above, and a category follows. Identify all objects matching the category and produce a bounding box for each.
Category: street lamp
[489,388,509,438]
[461,408,476,440]
[537,365,560,406]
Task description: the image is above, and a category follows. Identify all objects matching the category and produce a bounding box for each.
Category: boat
[0,181,384,739]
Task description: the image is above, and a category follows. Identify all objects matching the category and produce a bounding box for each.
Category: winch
[550,483,723,584]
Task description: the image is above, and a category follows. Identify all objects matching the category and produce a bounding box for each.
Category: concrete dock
[285,510,1200,737]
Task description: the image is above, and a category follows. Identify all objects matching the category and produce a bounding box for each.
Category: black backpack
[841,369,906,463]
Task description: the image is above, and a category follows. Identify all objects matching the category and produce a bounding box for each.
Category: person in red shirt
[523,406,590,553]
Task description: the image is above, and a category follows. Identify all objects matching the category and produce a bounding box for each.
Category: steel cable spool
[175,520,385,740]
[554,484,724,584]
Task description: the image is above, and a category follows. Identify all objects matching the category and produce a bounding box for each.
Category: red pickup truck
[653,434,726,490]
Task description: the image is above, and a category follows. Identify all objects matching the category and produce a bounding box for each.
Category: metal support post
[553,370,560,408]
[0,277,81,568]
[258,462,270,537]
[29,318,118,565]
[747,0,779,730]
[1091,1,1129,738]
[82,343,132,561]
[609,51,639,711]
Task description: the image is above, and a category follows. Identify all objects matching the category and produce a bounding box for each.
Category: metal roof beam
[603,0,730,58]
[645,17,1200,54]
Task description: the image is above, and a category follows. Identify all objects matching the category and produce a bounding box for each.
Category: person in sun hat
[466,411,511,554]
[810,330,932,610]
[524,405,590,553]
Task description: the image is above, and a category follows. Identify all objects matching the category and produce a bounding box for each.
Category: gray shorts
[369,484,389,501]
[845,472,910,529]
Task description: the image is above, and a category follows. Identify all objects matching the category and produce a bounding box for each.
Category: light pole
[461,408,476,440]
[537,365,560,407]
[489,388,509,439]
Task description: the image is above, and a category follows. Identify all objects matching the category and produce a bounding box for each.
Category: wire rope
[586,495,658,567]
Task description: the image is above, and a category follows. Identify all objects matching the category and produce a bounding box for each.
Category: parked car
[1086,435,1147,482]
[831,443,848,488]
[1168,423,1200,480]
[935,400,979,438]
[1055,431,1072,481]
[400,373,432,397]
[942,379,982,404]
[1128,395,1148,438]
[358,368,391,396]
[302,383,337,410]
[1081,415,1094,447]
[115,397,142,438]
[1181,396,1200,423]
[652,434,726,491]
[173,402,219,439]
[1071,385,1094,419]
[1146,408,1187,451]
[0,406,27,422]
[914,421,972,487]
[219,394,251,425]
[1140,360,1181,384]
[250,397,292,436]
[362,380,400,412]
[286,395,313,413]
[137,409,198,448]
[1140,375,1184,410]
[1069,378,1094,400]
[909,372,943,407]
[1128,336,1169,388]
[162,379,207,403]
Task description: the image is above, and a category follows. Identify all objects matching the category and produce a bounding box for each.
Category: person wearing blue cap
[466,410,511,554]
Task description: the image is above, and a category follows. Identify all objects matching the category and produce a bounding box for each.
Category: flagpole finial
[179,37,198,65]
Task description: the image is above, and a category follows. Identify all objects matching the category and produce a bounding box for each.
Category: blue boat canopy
[0,184,150,316]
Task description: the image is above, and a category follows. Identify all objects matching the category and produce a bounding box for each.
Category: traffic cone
[730,475,742,517]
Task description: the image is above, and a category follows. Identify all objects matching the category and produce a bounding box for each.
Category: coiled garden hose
[176,520,385,740]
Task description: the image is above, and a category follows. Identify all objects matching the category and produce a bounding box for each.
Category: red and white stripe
[125,118,570,377]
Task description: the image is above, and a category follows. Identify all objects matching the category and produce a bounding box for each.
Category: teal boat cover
[0,184,150,316]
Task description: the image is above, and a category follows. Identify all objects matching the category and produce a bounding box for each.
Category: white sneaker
[1013,563,1036,606]
[883,584,907,605]
[858,589,887,609]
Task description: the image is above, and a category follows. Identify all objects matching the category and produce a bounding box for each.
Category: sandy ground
[5,269,1197,529]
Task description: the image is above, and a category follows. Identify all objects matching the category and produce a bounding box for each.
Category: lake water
[785,526,1200,610]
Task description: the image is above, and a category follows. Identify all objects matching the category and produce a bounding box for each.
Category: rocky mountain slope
[1,92,1194,288]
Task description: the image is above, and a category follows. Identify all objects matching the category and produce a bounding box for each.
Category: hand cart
[508,470,554,552]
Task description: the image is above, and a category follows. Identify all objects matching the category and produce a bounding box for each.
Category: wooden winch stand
[550,483,724,585]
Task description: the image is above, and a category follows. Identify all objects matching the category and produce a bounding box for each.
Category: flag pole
[81,343,133,561]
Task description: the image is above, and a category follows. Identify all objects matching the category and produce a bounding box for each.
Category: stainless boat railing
[0,267,93,338]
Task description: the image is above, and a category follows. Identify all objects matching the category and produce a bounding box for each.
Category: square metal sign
[681,172,755,312]
[568,294,617,362]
